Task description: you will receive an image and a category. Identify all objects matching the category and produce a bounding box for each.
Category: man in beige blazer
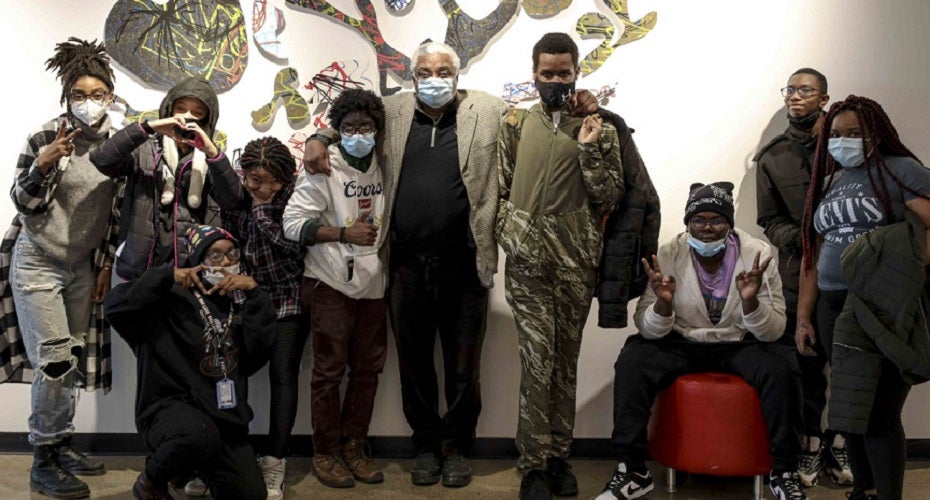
[303,41,508,489]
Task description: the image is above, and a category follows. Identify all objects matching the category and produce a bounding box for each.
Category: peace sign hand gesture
[642,255,675,317]
[735,251,773,302]
[36,119,81,175]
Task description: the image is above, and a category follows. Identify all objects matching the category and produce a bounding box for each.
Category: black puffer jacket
[91,77,243,280]
[596,109,661,328]
[754,124,815,299]
[829,211,930,434]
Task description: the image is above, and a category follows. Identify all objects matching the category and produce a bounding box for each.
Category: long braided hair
[45,37,115,105]
[801,95,925,271]
[239,136,297,185]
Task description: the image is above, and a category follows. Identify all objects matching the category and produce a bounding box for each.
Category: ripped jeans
[10,234,93,446]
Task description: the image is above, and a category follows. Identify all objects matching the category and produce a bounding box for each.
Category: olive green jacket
[497,103,623,272]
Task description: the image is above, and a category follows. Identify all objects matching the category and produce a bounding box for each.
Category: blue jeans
[10,233,94,446]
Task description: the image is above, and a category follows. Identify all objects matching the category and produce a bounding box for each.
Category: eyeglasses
[689,216,728,230]
[206,248,241,264]
[69,91,110,103]
[340,124,376,135]
[780,86,819,98]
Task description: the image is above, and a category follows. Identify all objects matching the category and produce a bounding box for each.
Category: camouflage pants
[505,260,596,473]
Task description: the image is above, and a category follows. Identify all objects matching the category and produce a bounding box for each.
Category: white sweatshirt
[283,147,387,299]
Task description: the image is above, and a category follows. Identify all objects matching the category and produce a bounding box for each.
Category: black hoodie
[104,265,275,433]
[90,77,244,280]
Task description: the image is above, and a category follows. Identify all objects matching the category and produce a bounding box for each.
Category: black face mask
[788,110,821,131]
[536,80,575,108]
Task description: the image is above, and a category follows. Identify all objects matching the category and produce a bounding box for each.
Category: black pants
[818,289,911,500]
[264,315,309,458]
[141,401,266,500]
[388,250,488,456]
[611,333,803,472]
[787,302,830,440]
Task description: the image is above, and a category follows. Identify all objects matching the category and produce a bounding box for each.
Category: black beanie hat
[184,224,237,266]
[683,182,735,227]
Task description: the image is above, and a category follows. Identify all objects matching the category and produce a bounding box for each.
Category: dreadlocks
[801,95,925,271]
[45,37,115,105]
[239,136,297,185]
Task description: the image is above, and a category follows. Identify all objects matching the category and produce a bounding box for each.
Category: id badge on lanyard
[217,377,237,410]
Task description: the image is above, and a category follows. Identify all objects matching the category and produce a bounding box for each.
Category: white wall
[1,0,929,442]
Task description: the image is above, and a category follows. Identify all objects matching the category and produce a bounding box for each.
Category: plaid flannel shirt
[222,183,304,319]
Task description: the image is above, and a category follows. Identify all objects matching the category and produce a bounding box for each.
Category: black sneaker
[594,462,654,500]
[769,470,807,500]
[441,454,472,488]
[826,444,854,485]
[846,487,878,500]
[545,457,578,497]
[520,470,552,500]
[410,452,441,486]
[797,440,824,487]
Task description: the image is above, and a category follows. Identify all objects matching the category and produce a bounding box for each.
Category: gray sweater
[21,120,115,263]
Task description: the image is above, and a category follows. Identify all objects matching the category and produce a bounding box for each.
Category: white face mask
[828,137,866,168]
[202,263,241,286]
[70,98,109,126]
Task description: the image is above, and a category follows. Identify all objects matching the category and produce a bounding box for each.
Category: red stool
[648,372,772,499]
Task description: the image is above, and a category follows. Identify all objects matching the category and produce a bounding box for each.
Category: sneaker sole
[411,471,441,486]
[828,469,854,486]
[29,481,90,499]
[441,474,472,488]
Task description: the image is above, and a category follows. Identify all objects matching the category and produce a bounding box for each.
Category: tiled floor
[1,455,928,499]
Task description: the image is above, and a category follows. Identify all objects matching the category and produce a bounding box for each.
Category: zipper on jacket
[538,109,557,234]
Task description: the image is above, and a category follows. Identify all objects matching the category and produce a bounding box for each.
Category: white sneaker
[183,477,209,497]
[595,462,654,500]
[797,437,824,487]
[259,455,286,500]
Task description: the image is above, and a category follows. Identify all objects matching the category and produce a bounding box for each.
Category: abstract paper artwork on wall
[574,0,656,76]
[501,80,617,106]
[440,0,519,70]
[104,0,249,92]
[576,12,615,75]
[285,0,412,95]
[304,60,371,128]
[522,0,572,18]
[253,0,288,60]
[250,68,311,130]
[385,0,414,12]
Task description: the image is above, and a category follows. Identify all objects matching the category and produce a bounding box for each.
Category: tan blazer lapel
[456,96,477,173]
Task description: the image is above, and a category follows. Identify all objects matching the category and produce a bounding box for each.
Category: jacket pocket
[497,201,540,265]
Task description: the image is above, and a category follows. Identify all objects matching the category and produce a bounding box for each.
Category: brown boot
[312,454,355,488]
[132,471,171,500]
[342,438,384,484]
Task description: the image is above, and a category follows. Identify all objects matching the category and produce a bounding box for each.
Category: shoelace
[605,468,631,490]
[832,446,851,469]
[779,472,806,500]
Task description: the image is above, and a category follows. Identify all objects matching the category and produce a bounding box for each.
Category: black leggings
[818,290,912,500]
[264,315,309,458]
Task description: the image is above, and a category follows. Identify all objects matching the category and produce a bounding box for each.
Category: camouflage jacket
[497,103,623,271]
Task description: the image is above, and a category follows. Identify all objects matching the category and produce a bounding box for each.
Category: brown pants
[302,277,387,454]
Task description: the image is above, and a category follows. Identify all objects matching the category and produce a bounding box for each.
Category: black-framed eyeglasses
[689,216,728,230]
[206,248,241,264]
[69,91,110,103]
[780,86,819,98]
[340,124,377,135]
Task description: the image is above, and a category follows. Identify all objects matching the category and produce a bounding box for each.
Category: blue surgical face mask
[416,77,455,109]
[341,133,376,158]
[687,233,727,257]
[828,137,866,168]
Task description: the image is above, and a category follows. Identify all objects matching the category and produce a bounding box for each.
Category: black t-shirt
[390,104,472,255]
